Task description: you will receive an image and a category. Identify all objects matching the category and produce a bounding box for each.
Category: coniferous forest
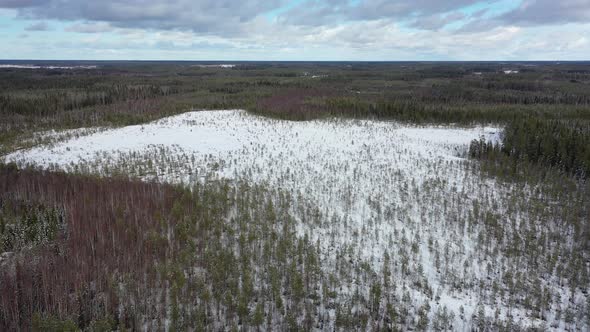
[1,61,590,331]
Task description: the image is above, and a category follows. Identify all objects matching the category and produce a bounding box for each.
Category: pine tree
[252,303,265,330]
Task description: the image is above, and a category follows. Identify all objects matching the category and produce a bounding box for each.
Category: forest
[1,61,589,331]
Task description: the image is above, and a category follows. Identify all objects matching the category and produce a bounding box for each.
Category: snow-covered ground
[191,64,236,68]
[6,110,500,173]
[5,110,585,330]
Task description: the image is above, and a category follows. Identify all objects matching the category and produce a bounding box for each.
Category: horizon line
[1,59,589,63]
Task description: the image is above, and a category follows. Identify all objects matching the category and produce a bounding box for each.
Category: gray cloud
[500,0,590,25]
[3,0,590,40]
[453,0,590,35]
[280,0,490,27]
[455,18,502,33]
[65,22,112,33]
[3,0,489,33]
[0,0,48,8]
[350,0,483,20]
[24,20,49,30]
[409,12,465,31]
[2,0,286,35]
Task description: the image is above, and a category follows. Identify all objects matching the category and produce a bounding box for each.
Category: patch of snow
[6,110,499,170]
[191,64,236,68]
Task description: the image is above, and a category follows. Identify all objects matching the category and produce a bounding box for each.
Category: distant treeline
[0,85,177,117]
[2,62,590,179]
[252,88,590,123]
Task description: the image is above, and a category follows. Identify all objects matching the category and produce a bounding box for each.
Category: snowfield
[6,110,500,172]
[5,110,585,330]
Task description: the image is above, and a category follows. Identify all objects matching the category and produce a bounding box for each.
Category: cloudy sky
[0,0,589,60]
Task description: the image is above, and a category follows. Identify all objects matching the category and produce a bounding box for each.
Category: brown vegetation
[0,164,177,329]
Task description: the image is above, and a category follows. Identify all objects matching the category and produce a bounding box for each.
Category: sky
[0,0,589,61]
